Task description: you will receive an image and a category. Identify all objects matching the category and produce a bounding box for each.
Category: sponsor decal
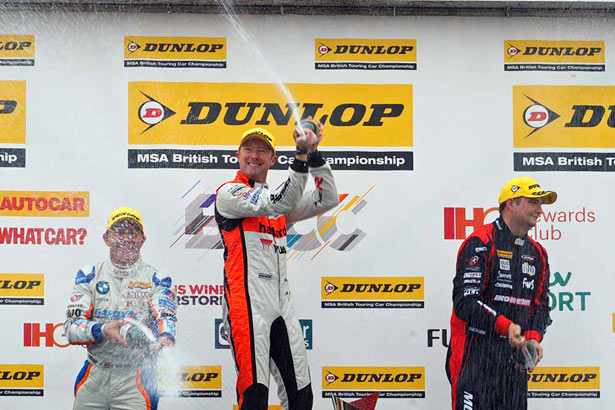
[215,318,312,349]
[127,281,152,289]
[175,284,223,306]
[315,38,416,70]
[549,271,590,312]
[0,364,44,396]
[444,205,595,241]
[23,323,68,348]
[528,367,600,398]
[513,85,615,172]
[0,191,89,217]
[493,294,531,306]
[96,281,110,295]
[158,365,222,397]
[427,329,449,348]
[0,35,35,66]
[504,40,604,72]
[0,273,44,305]
[128,82,413,171]
[499,259,510,271]
[0,81,26,160]
[124,36,226,68]
[321,277,424,308]
[322,366,425,398]
[496,250,513,259]
[463,272,482,279]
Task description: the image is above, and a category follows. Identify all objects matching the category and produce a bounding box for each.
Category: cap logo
[511,185,520,193]
[527,184,540,190]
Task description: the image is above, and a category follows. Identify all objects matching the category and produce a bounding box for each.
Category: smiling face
[103,219,145,266]
[237,138,277,183]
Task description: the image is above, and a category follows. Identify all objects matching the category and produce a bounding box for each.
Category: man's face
[103,219,145,264]
[510,197,544,229]
[237,138,276,183]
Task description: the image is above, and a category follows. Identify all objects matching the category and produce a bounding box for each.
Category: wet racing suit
[215,152,338,410]
[64,258,177,410]
[446,217,551,410]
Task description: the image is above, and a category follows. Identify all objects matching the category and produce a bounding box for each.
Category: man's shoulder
[465,223,494,244]
[73,262,101,284]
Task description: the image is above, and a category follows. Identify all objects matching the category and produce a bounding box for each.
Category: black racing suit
[446,217,552,410]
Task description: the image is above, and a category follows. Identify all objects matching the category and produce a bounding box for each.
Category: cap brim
[535,191,557,205]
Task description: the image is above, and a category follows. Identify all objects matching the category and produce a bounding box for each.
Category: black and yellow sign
[0,364,43,396]
[0,81,26,144]
[0,35,35,66]
[321,277,424,308]
[158,365,221,397]
[315,38,416,70]
[527,366,600,398]
[322,366,425,399]
[124,36,226,68]
[504,40,604,72]
[127,82,413,171]
[0,273,44,305]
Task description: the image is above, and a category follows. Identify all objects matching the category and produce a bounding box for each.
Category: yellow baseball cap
[239,127,276,153]
[498,177,557,205]
[105,207,145,233]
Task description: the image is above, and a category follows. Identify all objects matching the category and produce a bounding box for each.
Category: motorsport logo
[549,271,590,312]
[0,364,44,396]
[315,39,416,70]
[173,186,371,259]
[124,36,226,68]
[527,367,600,398]
[0,35,35,66]
[215,318,313,350]
[175,283,223,306]
[513,86,615,172]
[504,40,604,72]
[23,323,68,347]
[444,206,595,241]
[321,277,424,308]
[0,81,26,168]
[0,274,44,305]
[322,367,425,399]
[128,82,413,171]
[158,366,221,397]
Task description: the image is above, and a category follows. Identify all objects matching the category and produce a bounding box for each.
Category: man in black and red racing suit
[446,177,557,410]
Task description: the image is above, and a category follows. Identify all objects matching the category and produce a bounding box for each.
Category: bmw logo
[96,281,110,294]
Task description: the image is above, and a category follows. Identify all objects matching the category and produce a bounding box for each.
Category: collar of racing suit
[495,217,526,246]
[235,170,267,189]
[108,257,143,279]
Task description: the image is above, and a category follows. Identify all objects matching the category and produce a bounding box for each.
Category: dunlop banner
[504,40,604,71]
[0,81,26,146]
[0,273,44,305]
[0,364,44,396]
[315,39,416,70]
[527,366,600,398]
[0,35,35,66]
[0,191,90,217]
[128,82,413,171]
[124,36,226,68]
[158,365,222,397]
[321,277,424,308]
[322,366,425,399]
[513,85,615,172]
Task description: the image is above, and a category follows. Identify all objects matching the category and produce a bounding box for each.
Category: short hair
[499,197,522,214]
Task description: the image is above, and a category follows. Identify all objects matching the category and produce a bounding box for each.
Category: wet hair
[499,197,522,214]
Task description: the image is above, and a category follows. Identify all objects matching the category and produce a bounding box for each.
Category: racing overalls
[446,217,552,410]
[215,153,338,410]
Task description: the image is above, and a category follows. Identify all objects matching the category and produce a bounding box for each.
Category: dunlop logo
[0,364,44,396]
[0,191,89,217]
[315,38,416,70]
[0,35,35,66]
[158,365,221,398]
[124,36,226,69]
[527,367,600,399]
[0,81,26,144]
[321,277,424,309]
[0,273,44,305]
[504,40,604,72]
[128,82,412,147]
[322,366,425,399]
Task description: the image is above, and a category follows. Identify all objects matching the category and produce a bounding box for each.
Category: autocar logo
[507,44,521,58]
[522,96,560,137]
[138,92,176,133]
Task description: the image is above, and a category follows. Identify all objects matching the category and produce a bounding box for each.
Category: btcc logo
[523,96,560,136]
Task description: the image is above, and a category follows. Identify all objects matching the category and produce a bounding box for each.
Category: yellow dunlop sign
[0,81,26,144]
[321,277,424,309]
[158,366,221,397]
[0,35,35,66]
[505,40,604,67]
[0,364,44,390]
[513,85,615,148]
[315,39,416,70]
[322,367,425,399]
[0,273,44,297]
[0,191,90,217]
[528,367,600,399]
[124,36,226,69]
[128,82,412,147]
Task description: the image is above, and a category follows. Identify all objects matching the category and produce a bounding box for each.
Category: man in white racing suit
[215,122,338,409]
[64,206,176,410]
